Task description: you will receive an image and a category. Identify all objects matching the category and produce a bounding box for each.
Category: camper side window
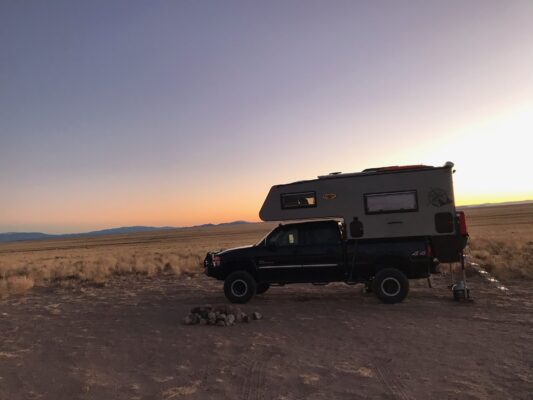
[364,191,418,214]
[280,191,317,209]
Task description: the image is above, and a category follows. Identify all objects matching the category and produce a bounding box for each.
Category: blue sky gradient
[1,1,532,233]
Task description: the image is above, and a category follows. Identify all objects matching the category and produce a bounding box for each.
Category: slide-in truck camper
[205,162,468,303]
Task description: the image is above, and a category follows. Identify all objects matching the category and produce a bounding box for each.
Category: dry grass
[0,203,531,298]
[463,203,533,280]
[0,223,274,298]
[0,276,35,298]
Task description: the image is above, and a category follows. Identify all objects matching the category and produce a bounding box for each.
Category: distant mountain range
[2,199,532,244]
[0,221,250,243]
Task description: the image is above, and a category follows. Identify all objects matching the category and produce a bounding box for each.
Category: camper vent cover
[318,172,342,179]
[362,165,430,173]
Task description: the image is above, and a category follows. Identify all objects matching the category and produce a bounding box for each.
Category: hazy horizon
[2,199,532,235]
[2,1,532,234]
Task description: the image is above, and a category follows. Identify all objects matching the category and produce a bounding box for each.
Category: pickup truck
[204,219,439,304]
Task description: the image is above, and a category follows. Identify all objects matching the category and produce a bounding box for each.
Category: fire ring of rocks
[182,305,262,327]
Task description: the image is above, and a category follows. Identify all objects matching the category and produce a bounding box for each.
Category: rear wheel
[256,283,270,295]
[224,271,257,303]
[372,268,409,304]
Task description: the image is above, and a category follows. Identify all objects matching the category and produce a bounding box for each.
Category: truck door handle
[387,221,403,225]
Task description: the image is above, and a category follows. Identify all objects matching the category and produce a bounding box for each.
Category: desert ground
[0,204,532,399]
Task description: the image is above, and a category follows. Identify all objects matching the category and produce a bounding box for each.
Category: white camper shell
[259,162,458,242]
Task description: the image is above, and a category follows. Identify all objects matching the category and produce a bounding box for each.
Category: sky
[1,0,532,234]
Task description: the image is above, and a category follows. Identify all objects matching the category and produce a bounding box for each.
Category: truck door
[255,226,302,283]
[299,222,344,282]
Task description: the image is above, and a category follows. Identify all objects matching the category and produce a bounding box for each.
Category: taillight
[456,211,468,235]
[213,255,221,267]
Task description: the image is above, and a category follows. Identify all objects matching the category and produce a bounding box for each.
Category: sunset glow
[1,1,532,233]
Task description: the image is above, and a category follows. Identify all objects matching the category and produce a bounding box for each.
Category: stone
[242,313,250,323]
[252,312,262,320]
[226,314,236,326]
[191,313,200,324]
[182,315,194,325]
[207,312,217,324]
[219,305,238,315]
[216,320,226,327]
[191,306,213,319]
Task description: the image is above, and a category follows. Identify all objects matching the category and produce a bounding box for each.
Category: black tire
[256,283,270,295]
[372,268,409,304]
[224,271,257,304]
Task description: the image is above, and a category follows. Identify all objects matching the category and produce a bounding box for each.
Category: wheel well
[373,256,408,274]
[223,261,257,280]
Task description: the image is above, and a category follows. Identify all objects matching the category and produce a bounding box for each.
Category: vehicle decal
[428,188,451,207]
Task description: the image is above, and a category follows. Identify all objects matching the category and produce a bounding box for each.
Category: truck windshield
[255,229,275,246]
[256,226,294,246]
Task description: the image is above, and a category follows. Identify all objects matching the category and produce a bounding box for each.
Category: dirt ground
[1,272,532,400]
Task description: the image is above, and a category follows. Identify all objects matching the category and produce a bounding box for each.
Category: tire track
[373,362,412,400]
[240,350,276,400]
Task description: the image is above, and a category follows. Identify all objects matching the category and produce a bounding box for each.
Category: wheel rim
[231,279,248,297]
[381,277,401,297]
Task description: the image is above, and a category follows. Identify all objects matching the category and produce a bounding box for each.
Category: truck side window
[268,228,299,247]
[302,225,340,246]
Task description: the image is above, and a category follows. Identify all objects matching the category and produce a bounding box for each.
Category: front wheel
[224,271,257,303]
[372,268,409,304]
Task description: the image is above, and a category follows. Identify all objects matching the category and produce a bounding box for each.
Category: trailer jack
[451,252,472,301]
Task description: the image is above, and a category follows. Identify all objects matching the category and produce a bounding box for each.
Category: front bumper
[204,252,223,279]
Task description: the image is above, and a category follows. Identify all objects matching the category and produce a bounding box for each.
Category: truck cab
[257,220,345,283]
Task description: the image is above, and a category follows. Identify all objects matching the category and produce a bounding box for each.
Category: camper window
[364,190,418,214]
[281,191,317,209]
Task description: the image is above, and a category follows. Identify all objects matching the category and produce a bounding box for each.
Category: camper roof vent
[317,171,342,179]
